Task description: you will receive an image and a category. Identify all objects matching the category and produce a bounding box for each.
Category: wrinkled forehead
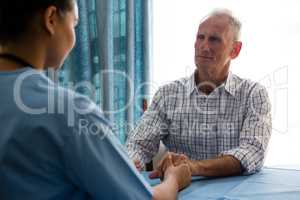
[198,15,233,37]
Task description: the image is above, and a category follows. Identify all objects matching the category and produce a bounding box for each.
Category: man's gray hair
[201,9,242,41]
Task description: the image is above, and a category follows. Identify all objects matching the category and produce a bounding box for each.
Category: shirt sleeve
[126,88,168,167]
[61,95,153,199]
[220,84,272,174]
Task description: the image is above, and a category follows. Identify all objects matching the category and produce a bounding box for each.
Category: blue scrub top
[0,67,153,200]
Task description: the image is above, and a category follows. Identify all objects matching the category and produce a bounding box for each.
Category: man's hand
[150,153,191,191]
[149,152,195,178]
[164,163,192,191]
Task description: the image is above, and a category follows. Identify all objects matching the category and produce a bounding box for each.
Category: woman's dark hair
[0,0,74,45]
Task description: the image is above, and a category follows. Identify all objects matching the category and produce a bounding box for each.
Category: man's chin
[195,62,213,70]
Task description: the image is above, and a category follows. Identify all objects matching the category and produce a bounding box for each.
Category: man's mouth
[197,55,214,60]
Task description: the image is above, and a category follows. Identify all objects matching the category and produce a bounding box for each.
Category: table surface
[142,167,300,200]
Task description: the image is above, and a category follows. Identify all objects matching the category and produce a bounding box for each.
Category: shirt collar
[224,71,237,96]
[186,71,237,96]
[186,72,197,95]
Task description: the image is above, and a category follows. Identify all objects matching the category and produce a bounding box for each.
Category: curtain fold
[96,0,114,121]
[59,0,152,144]
[126,0,135,137]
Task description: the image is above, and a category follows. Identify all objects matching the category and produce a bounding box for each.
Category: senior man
[127,9,271,177]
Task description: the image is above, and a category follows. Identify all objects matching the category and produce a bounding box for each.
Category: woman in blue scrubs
[0,0,191,199]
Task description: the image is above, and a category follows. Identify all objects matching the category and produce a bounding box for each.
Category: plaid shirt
[126,72,272,174]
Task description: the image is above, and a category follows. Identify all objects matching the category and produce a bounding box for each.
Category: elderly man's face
[194,16,238,76]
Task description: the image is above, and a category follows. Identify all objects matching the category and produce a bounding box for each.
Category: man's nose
[200,39,210,51]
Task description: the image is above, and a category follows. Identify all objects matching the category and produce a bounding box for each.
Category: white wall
[152,0,300,167]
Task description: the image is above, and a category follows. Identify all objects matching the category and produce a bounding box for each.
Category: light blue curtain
[59,0,152,144]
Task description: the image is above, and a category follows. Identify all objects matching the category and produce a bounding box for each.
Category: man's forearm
[190,155,242,177]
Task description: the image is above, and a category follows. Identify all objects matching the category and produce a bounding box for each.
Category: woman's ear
[43,6,59,35]
[230,41,242,59]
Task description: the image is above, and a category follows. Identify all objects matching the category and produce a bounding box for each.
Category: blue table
[143,167,300,200]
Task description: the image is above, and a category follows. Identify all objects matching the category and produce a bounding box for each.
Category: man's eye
[197,35,205,40]
[209,36,220,42]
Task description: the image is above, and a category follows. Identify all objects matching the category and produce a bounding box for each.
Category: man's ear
[43,6,59,35]
[230,41,242,59]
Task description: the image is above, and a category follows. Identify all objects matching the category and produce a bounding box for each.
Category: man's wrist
[189,160,206,176]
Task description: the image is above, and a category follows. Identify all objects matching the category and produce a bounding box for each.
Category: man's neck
[194,69,229,95]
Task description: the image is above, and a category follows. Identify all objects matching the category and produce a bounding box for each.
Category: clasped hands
[134,152,195,191]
